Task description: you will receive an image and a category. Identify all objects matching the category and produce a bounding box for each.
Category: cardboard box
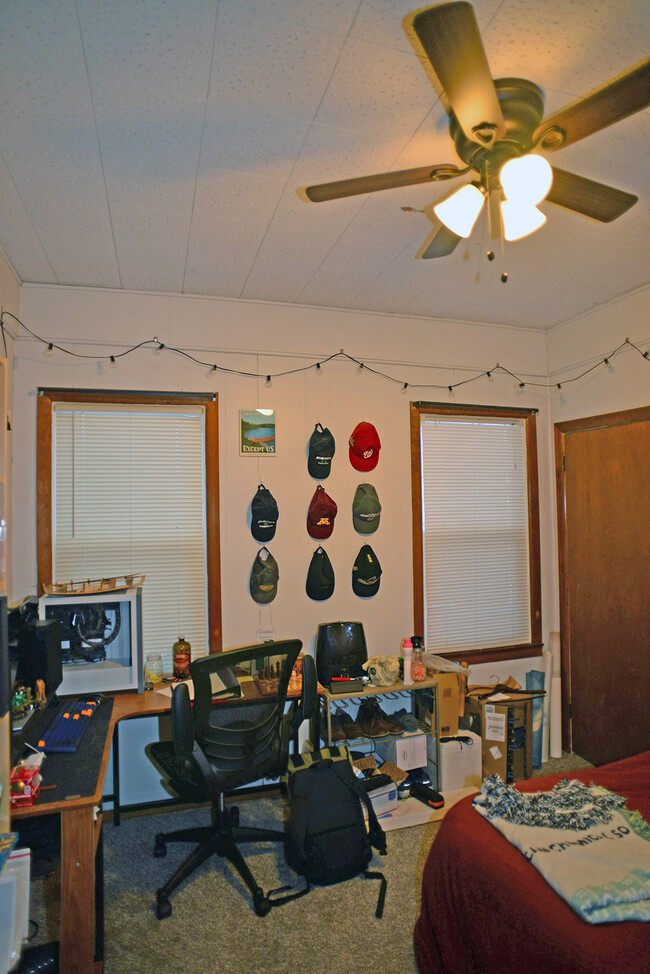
[426,730,482,792]
[415,674,460,737]
[376,732,427,771]
[9,766,41,807]
[365,779,399,817]
[465,695,533,783]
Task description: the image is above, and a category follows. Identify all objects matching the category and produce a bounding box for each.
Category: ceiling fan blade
[416,222,462,259]
[535,56,650,150]
[404,2,505,145]
[298,163,464,203]
[546,168,638,222]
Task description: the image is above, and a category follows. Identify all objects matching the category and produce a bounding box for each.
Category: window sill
[431,644,544,666]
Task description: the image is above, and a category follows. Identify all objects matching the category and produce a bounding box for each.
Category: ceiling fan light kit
[299,1,650,273]
[434,182,486,237]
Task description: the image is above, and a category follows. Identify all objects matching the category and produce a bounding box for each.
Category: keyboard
[36,697,101,753]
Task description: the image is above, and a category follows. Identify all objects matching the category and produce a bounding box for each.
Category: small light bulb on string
[556,382,562,390]
[315,362,322,374]
[448,385,455,398]
[358,362,365,372]
[265,375,272,387]
[603,357,615,373]
[516,381,525,391]
[109,355,117,369]
[43,342,53,357]
[402,382,409,394]
[211,365,217,374]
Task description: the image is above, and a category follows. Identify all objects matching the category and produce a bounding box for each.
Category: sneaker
[409,767,432,787]
[391,708,419,733]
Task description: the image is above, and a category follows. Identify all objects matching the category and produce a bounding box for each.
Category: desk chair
[147,639,316,918]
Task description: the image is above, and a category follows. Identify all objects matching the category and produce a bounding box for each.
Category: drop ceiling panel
[0,0,647,328]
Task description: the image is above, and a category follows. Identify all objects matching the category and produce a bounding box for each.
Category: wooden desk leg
[60,805,97,974]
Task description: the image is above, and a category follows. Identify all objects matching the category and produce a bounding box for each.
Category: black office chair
[147,639,316,918]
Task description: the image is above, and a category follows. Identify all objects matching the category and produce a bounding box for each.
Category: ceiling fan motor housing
[450,78,546,180]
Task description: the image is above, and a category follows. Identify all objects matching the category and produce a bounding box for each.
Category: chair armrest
[291,654,317,730]
[171,682,194,763]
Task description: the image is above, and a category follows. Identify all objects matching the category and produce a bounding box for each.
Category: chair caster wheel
[153,836,167,858]
[253,889,271,917]
[155,893,172,920]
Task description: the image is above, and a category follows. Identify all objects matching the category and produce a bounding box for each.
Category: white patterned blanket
[473,776,650,924]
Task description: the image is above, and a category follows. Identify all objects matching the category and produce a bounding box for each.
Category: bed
[413,750,650,974]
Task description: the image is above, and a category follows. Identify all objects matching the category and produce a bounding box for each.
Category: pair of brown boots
[330,698,408,741]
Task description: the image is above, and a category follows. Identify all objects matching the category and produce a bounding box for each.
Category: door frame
[554,404,650,750]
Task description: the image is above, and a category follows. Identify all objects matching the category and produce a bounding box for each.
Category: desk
[10,681,318,974]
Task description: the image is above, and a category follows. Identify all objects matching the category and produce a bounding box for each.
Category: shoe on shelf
[329,712,347,743]
[370,699,406,736]
[391,708,419,733]
[355,699,394,739]
[335,708,365,741]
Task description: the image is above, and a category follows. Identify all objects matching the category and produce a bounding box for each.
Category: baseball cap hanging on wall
[349,422,381,471]
[307,485,338,539]
[352,545,382,597]
[250,484,279,542]
[308,423,335,479]
[352,484,381,534]
[249,547,279,603]
[306,547,335,601]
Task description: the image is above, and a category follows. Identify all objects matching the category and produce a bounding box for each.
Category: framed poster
[240,409,276,456]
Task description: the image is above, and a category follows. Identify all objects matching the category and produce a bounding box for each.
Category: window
[410,402,541,663]
[37,390,222,670]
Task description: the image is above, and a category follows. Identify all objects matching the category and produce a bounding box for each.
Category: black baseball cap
[306,547,335,601]
[249,547,279,603]
[250,484,279,542]
[308,423,335,479]
[352,545,382,597]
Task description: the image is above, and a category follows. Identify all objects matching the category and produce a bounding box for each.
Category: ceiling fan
[299,2,650,262]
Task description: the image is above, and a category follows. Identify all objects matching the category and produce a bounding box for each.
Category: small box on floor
[376,732,427,771]
[465,695,533,783]
[426,730,482,792]
[365,778,399,817]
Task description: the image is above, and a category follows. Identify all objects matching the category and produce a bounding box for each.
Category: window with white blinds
[416,407,539,655]
[53,404,207,672]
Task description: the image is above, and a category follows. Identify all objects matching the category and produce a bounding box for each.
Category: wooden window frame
[410,401,542,665]
[36,388,223,654]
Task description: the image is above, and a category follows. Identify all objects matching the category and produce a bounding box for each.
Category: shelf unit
[318,675,442,776]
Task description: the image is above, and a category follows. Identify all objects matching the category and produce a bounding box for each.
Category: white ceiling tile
[0,0,647,328]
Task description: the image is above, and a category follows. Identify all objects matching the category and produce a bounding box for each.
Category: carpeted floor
[20,750,593,974]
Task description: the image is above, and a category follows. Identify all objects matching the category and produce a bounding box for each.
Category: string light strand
[0,310,647,395]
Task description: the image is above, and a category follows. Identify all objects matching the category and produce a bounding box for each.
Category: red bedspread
[413,750,650,974]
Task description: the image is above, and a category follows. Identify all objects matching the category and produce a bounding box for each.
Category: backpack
[285,746,388,917]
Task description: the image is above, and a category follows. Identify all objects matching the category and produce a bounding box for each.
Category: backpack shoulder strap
[330,760,388,856]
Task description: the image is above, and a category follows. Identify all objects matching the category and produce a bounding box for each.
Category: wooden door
[555,407,650,765]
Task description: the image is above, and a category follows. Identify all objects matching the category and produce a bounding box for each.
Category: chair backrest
[185,639,305,791]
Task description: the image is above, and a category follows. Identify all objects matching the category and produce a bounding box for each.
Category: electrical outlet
[256,630,274,643]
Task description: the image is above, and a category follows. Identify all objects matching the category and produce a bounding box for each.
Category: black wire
[0,310,647,393]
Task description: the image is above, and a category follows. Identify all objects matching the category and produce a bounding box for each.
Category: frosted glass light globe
[434,183,486,237]
[500,155,553,204]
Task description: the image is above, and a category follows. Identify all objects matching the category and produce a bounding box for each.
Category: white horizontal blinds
[53,405,207,672]
[421,415,531,652]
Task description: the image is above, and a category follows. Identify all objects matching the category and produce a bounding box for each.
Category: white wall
[14,283,555,675]
[8,279,648,803]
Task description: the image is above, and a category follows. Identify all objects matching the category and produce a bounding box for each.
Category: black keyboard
[36,697,101,753]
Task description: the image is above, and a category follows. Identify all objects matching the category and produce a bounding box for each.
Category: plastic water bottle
[403,637,413,686]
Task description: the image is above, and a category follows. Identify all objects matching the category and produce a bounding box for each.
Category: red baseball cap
[307,486,338,539]
[349,422,381,471]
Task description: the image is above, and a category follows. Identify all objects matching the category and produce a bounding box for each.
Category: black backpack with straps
[285,746,388,917]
